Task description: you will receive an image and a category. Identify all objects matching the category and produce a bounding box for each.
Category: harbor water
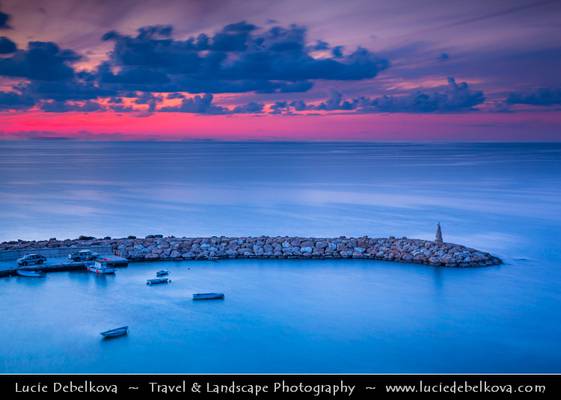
[0,141,560,372]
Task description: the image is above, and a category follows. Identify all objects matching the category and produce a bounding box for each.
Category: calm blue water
[1,141,561,372]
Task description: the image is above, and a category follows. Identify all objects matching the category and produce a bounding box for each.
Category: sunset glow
[0,0,560,140]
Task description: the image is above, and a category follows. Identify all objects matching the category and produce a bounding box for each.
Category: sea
[0,141,560,372]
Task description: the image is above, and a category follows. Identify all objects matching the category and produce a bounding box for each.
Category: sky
[0,0,560,141]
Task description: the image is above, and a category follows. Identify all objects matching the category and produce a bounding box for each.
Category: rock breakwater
[0,235,502,267]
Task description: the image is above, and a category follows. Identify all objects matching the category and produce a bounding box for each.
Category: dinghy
[87,260,116,274]
[100,326,128,338]
[193,293,224,300]
[146,277,171,285]
[156,270,169,277]
[16,269,46,278]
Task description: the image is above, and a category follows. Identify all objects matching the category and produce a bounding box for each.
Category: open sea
[1,141,560,372]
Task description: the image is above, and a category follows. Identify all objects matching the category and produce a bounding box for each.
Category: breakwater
[0,235,502,267]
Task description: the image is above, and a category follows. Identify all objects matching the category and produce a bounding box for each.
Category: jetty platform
[0,245,128,277]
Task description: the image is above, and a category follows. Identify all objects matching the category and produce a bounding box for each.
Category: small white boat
[16,269,46,278]
[147,277,171,285]
[193,293,224,300]
[100,326,128,338]
[87,260,116,275]
[156,270,169,277]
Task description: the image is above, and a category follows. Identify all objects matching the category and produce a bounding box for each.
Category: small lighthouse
[435,222,443,244]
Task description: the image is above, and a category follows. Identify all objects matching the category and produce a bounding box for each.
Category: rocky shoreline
[0,235,502,267]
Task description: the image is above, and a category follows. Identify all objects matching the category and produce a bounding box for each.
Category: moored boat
[87,260,116,274]
[16,269,46,278]
[100,326,128,338]
[156,270,169,277]
[146,277,171,285]
[193,293,224,300]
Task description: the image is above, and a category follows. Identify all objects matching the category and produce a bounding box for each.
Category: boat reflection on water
[16,269,46,278]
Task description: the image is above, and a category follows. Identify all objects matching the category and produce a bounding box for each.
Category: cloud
[0,36,16,53]
[232,101,264,113]
[315,90,356,111]
[0,20,487,116]
[166,92,185,100]
[0,41,81,81]
[159,93,262,114]
[0,10,10,29]
[39,100,105,113]
[0,91,35,110]
[98,22,389,94]
[506,88,561,106]
[159,93,226,114]
[20,77,115,101]
[272,78,485,114]
[0,20,389,115]
[133,91,162,112]
[366,77,485,113]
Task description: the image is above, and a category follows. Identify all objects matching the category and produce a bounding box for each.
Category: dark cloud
[506,88,561,106]
[332,46,344,58]
[166,92,185,100]
[0,19,489,116]
[20,78,115,101]
[133,91,162,112]
[438,52,449,62]
[270,101,291,115]
[0,91,35,110]
[272,78,485,114]
[366,78,485,113]
[40,100,105,113]
[0,41,81,81]
[0,10,10,29]
[98,22,389,94]
[310,40,329,51]
[0,36,16,53]
[160,93,264,114]
[109,104,135,113]
[315,90,356,111]
[97,62,171,86]
[159,93,228,114]
[210,21,257,51]
[0,20,389,114]
[107,96,124,104]
[232,101,264,113]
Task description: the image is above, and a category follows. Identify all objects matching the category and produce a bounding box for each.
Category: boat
[146,277,171,285]
[16,269,46,278]
[87,260,116,274]
[156,270,169,277]
[193,293,225,300]
[100,326,128,339]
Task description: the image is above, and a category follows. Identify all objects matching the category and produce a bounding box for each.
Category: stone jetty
[0,235,502,268]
